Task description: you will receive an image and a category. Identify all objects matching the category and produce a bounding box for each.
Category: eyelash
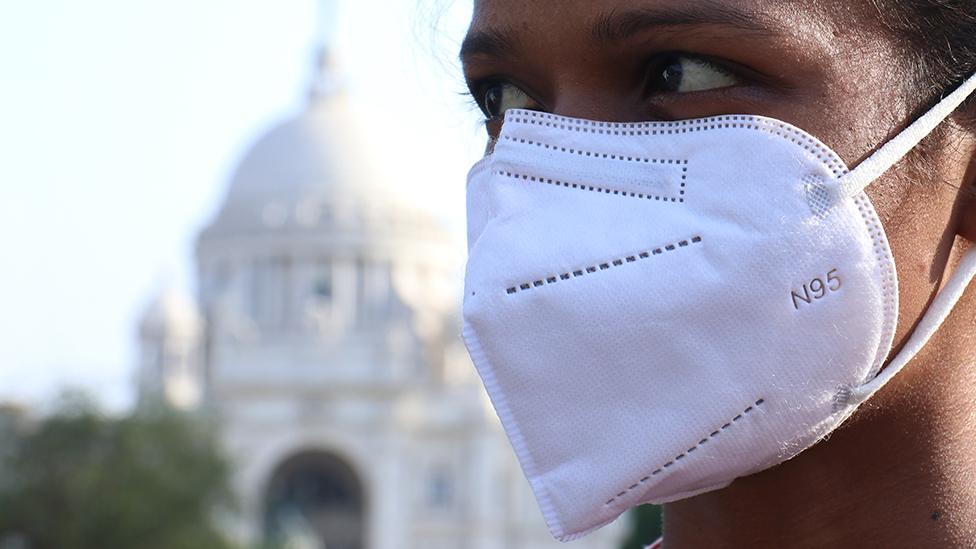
[468,77,530,121]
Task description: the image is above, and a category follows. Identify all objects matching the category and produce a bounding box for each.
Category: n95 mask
[462,73,976,542]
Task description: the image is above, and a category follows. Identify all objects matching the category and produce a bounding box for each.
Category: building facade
[136,39,623,549]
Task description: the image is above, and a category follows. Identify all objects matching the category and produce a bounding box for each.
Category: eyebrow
[593,3,773,43]
[459,2,774,61]
[459,27,521,61]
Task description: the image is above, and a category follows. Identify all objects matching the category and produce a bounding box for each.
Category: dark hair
[877,0,976,113]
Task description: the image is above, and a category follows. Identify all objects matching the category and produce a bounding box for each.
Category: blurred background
[0,1,660,547]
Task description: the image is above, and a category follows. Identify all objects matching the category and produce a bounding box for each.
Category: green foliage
[620,504,663,549]
[0,394,238,549]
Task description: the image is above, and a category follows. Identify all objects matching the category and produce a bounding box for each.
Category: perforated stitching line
[505,236,702,296]
[501,135,689,167]
[508,112,847,177]
[604,399,765,506]
[498,170,685,203]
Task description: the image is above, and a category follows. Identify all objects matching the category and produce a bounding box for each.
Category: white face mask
[462,74,976,542]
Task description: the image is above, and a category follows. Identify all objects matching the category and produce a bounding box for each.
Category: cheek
[486,118,503,139]
[866,168,959,358]
[820,76,954,294]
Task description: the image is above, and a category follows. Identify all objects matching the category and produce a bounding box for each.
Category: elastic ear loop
[850,246,976,404]
[831,71,976,202]
[822,72,976,404]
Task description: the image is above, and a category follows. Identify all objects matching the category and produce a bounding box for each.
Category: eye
[479,81,533,120]
[645,54,740,94]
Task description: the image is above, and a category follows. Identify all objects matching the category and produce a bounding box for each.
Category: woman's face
[461,0,975,366]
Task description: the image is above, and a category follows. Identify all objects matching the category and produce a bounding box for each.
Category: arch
[263,449,367,549]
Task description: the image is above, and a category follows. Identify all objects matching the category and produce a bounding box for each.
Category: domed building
[137,15,623,549]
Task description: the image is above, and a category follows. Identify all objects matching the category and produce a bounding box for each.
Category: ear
[960,191,976,242]
[958,140,976,243]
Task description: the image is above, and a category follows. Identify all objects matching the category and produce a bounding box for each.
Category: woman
[457,1,976,547]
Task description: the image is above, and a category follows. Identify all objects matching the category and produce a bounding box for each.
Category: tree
[620,504,663,549]
[0,393,237,549]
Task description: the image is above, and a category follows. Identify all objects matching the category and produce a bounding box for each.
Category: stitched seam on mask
[498,170,686,203]
[604,399,765,506]
[508,111,848,177]
[500,135,689,168]
[505,236,702,296]
[853,194,898,382]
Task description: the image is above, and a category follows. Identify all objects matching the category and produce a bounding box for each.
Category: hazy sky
[0,0,484,411]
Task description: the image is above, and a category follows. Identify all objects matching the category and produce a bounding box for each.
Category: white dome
[203,89,391,238]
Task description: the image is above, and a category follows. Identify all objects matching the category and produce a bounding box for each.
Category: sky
[0,0,485,412]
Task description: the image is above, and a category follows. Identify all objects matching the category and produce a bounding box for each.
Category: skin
[460,1,976,547]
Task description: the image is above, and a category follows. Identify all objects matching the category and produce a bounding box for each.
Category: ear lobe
[960,183,976,242]
[956,142,976,243]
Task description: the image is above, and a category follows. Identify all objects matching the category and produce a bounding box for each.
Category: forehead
[466,0,879,48]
